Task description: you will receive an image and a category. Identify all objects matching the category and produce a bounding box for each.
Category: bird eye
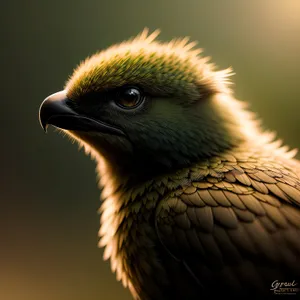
[115,87,143,109]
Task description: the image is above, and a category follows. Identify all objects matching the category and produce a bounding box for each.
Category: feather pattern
[95,139,300,299]
[154,144,300,298]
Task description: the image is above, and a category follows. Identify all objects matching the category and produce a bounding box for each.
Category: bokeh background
[2,0,300,299]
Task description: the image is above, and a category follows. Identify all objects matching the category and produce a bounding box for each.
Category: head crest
[66,28,234,101]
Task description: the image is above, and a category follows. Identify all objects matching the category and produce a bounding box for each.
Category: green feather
[65,29,232,102]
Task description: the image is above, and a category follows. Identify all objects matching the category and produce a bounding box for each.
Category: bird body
[39,30,300,299]
[98,138,300,299]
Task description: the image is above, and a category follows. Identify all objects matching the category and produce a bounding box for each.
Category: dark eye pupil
[117,87,142,108]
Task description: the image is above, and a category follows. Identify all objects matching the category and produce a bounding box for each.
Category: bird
[39,29,300,299]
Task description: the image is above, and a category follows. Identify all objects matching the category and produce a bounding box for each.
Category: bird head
[39,29,255,180]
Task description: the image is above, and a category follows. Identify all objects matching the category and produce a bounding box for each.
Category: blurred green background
[1,0,300,299]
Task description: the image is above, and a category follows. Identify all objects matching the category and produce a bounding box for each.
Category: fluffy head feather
[65,28,233,102]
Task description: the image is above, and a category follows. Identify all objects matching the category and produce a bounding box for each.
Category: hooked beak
[38,90,125,136]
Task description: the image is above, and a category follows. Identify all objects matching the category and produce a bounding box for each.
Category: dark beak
[39,90,125,136]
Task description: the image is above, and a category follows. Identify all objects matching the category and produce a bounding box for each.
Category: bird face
[39,30,236,176]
